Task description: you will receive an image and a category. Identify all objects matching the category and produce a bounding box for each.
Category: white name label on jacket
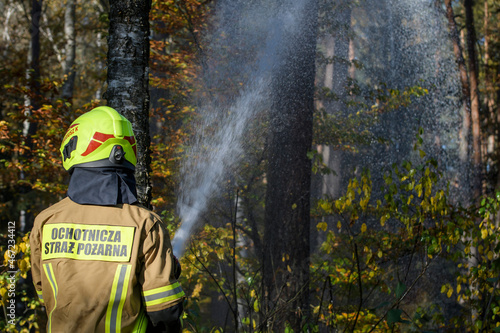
[41,223,135,262]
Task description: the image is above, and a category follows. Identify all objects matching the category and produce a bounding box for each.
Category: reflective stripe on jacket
[30,197,185,333]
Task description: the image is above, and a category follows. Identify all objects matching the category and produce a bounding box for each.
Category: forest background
[1,0,500,332]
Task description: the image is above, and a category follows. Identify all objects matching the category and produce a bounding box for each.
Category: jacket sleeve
[140,215,185,328]
[29,221,44,304]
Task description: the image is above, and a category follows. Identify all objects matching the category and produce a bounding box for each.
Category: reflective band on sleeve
[42,223,135,262]
[36,289,44,303]
[142,282,185,307]
[43,263,58,333]
[106,264,132,333]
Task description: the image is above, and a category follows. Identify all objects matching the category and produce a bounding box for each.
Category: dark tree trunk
[25,0,42,128]
[28,0,42,115]
[105,0,152,207]
[20,0,42,232]
[483,1,497,193]
[464,0,483,198]
[262,0,318,329]
[483,1,493,122]
[444,0,473,201]
[330,0,351,116]
[61,0,76,102]
[497,61,500,192]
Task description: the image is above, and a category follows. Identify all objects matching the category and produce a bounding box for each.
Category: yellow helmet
[60,106,137,171]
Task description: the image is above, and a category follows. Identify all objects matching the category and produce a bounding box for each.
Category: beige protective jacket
[30,197,185,333]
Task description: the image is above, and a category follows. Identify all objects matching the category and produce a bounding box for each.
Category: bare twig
[480,280,499,332]
[315,277,329,325]
[367,254,436,333]
[232,188,239,331]
[185,247,237,317]
[350,243,363,332]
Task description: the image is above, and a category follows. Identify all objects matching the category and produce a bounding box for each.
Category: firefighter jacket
[30,197,185,333]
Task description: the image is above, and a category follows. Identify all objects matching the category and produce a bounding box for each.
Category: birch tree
[105,0,152,207]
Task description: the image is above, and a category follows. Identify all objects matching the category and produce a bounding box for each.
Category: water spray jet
[171,0,310,257]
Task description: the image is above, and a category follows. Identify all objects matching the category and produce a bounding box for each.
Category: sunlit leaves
[316,221,328,232]
[175,220,265,331]
[149,0,209,213]
[0,232,42,332]
[311,136,500,331]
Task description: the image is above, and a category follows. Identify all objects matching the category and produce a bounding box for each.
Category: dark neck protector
[67,167,138,205]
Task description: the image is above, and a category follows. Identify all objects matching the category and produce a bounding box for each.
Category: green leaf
[487,277,499,283]
[387,308,403,325]
[253,299,260,313]
[319,200,332,212]
[370,301,391,311]
[316,222,328,232]
[396,281,406,299]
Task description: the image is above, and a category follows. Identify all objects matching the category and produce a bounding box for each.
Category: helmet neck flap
[67,167,138,205]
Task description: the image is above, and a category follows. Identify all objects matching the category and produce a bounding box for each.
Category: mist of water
[171,0,464,257]
[349,0,463,192]
[172,80,268,257]
[171,0,310,257]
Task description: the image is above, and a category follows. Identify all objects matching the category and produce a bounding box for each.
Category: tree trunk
[312,0,352,251]
[444,0,473,201]
[464,0,483,198]
[20,0,42,232]
[61,0,76,102]
[497,60,500,192]
[2,0,15,57]
[262,0,318,329]
[330,0,350,116]
[326,0,351,196]
[483,0,496,191]
[105,0,152,207]
[483,1,493,119]
[29,0,42,113]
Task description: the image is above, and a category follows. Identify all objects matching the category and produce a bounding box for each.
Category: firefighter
[30,106,185,332]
